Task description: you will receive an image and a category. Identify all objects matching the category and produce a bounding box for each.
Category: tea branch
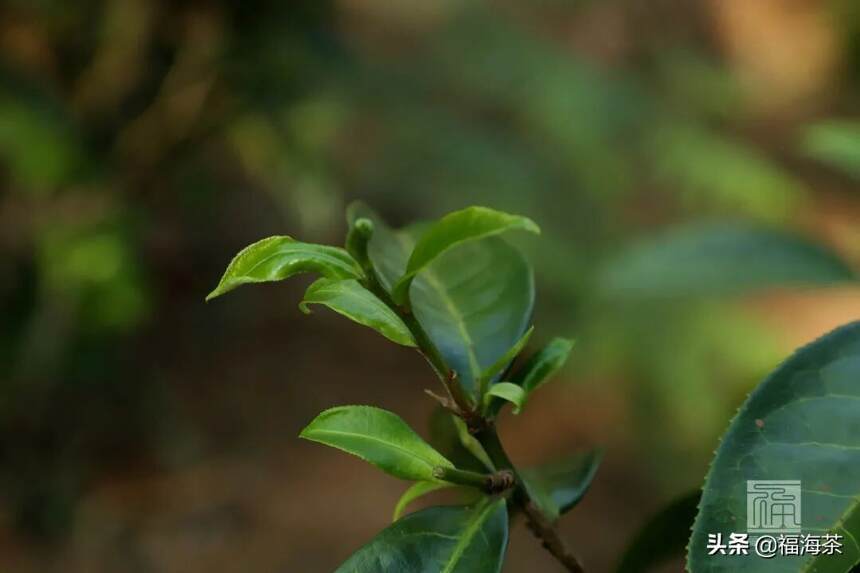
[352,225,586,573]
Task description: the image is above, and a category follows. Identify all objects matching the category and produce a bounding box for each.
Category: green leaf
[336,499,509,573]
[511,338,575,397]
[207,236,363,300]
[299,278,415,346]
[478,326,534,394]
[391,206,540,304]
[393,482,456,522]
[802,120,860,180]
[616,491,699,573]
[300,406,453,482]
[350,203,535,399]
[521,450,602,521]
[451,416,495,472]
[484,383,526,414]
[428,408,494,473]
[688,321,860,572]
[598,223,855,300]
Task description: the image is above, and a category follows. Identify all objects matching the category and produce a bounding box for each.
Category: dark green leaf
[300,406,453,482]
[484,382,526,414]
[688,321,860,572]
[391,206,540,304]
[299,278,415,346]
[350,203,535,399]
[336,499,509,573]
[511,338,575,397]
[616,491,699,573]
[207,236,363,300]
[521,450,602,521]
[598,223,855,300]
[392,481,456,522]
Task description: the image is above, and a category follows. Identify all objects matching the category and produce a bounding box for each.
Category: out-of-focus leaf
[336,499,509,573]
[616,491,699,573]
[451,416,494,471]
[599,223,855,300]
[688,321,860,572]
[350,203,535,398]
[511,337,575,397]
[802,120,860,179]
[521,450,602,521]
[391,206,540,304]
[392,481,455,522]
[207,236,363,300]
[484,383,526,414]
[300,406,453,482]
[651,124,804,220]
[299,279,415,346]
[0,95,82,191]
[478,326,533,394]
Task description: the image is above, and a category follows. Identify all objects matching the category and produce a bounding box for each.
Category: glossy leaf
[616,491,699,573]
[299,279,415,346]
[511,338,575,397]
[598,223,855,300]
[350,203,535,398]
[300,406,453,482]
[207,236,363,300]
[484,382,526,414]
[392,481,455,522]
[688,321,860,572]
[336,499,509,573]
[391,206,540,304]
[521,450,603,521]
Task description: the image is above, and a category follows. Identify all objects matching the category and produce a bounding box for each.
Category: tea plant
[208,204,860,573]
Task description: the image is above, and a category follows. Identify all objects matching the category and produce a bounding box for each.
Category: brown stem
[522,502,585,573]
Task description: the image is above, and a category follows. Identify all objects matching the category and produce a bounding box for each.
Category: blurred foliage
[0,0,858,549]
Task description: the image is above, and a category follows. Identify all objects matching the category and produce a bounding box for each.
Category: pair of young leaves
[208,204,595,572]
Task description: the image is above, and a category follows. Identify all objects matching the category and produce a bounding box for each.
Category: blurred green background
[1,0,859,571]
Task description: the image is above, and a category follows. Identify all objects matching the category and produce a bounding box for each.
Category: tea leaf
[350,204,535,398]
[392,481,455,522]
[511,338,575,397]
[391,206,539,304]
[521,450,602,521]
[300,279,415,346]
[688,321,860,572]
[301,406,453,482]
[599,223,854,300]
[484,383,526,414]
[207,236,363,300]
[616,491,699,573]
[336,498,508,573]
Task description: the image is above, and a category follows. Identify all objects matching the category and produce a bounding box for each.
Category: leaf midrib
[303,428,446,474]
[242,241,359,279]
[441,499,498,573]
[393,232,483,384]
